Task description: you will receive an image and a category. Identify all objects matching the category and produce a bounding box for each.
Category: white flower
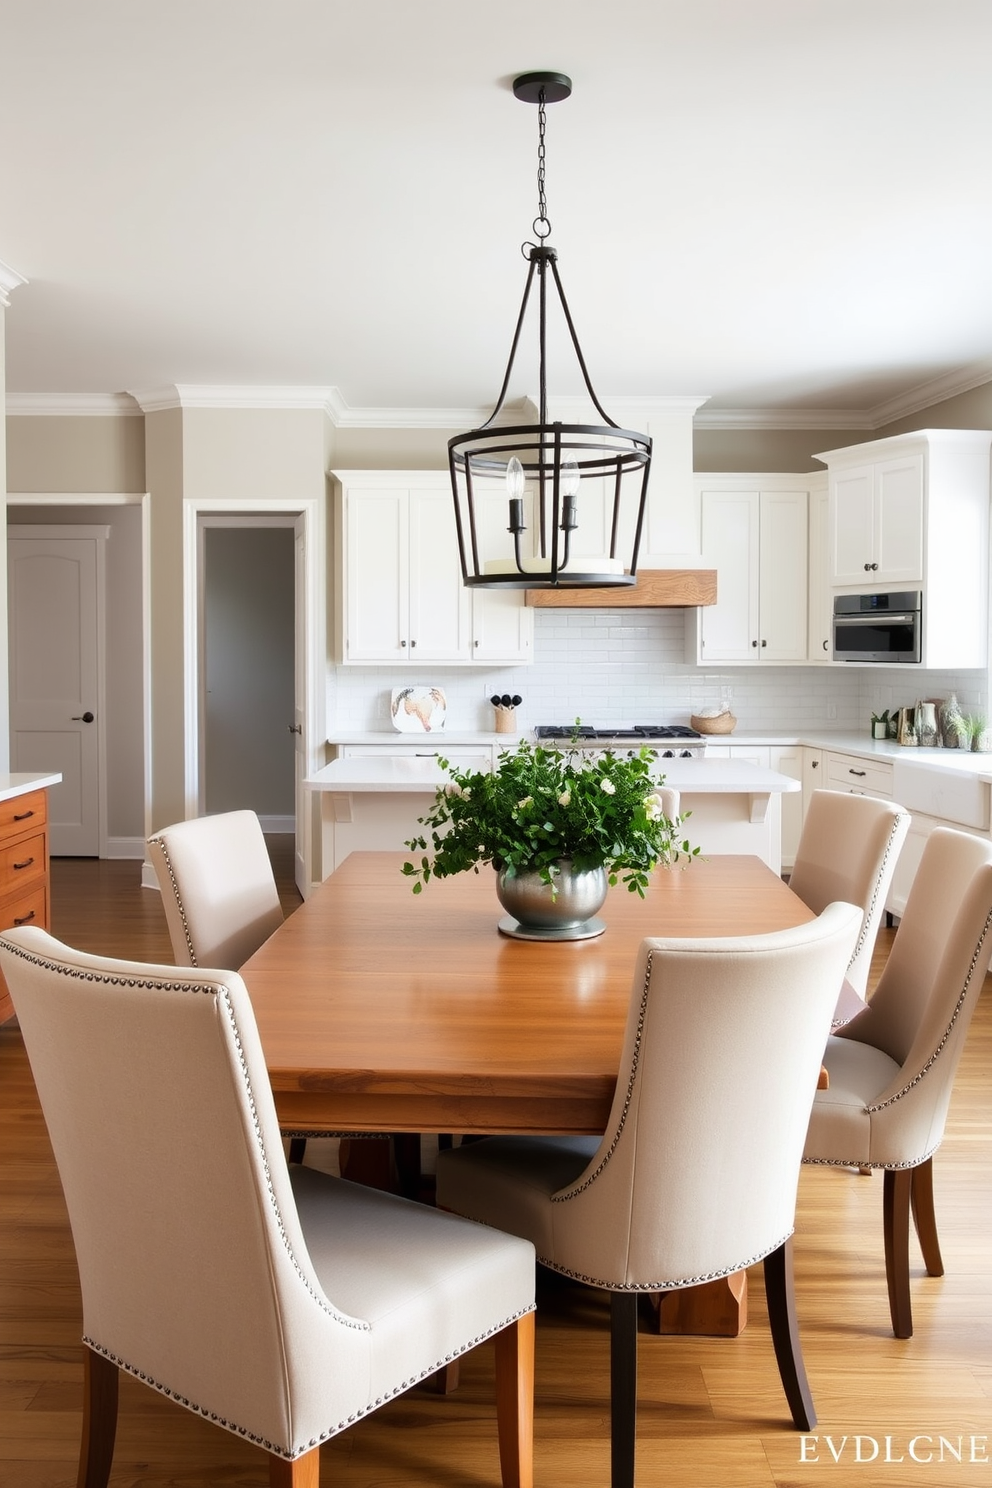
[444,782,464,798]
[644,792,665,821]
[600,778,616,795]
[461,787,471,800]
[517,795,533,810]
[558,790,571,807]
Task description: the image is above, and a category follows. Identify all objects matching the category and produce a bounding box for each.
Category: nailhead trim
[847,811,909,976]
[85,1304,536,1459]
[146,835,198,966]
[551,947,654,1203]
[535,1232,794,1292]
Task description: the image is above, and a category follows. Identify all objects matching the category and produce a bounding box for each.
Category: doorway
[199,520,295,829]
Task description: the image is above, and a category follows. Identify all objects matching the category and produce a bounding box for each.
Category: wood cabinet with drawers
[0,788,52,1023]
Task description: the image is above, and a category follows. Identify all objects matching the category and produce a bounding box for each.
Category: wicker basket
[690,712,737,735]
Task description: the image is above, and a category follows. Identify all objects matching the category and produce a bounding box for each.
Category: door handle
[71,711,95,723]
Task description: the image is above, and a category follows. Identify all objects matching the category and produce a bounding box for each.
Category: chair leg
[883,1168,914,1338]
[287,1137,307,1164]
[610,1291,638,1488]
[910,1157,944,1277]
[494,1311,535,1488]
[268,1447,320,1487]
[763,1238,816,1431]
[77,1346,118,1488]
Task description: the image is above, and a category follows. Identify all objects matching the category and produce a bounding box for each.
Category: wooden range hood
[526,569,717,608]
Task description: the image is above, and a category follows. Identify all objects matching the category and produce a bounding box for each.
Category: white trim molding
[5,393,143,417]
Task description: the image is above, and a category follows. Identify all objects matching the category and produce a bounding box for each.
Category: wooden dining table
[241,850,823,1336]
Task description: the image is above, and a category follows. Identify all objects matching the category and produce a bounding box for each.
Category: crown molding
[323,386,490,429]
[128,384,337,413]
[0,259,28,308]
[5,392,142,417]
[862,359,992,427]
[694,405,876,430]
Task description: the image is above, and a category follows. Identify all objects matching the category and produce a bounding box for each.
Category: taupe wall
[877,382,992,440]
[693,426,870,473]
[6,414,144,492]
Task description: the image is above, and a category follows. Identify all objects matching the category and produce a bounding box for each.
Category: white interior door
[7,532,104,854]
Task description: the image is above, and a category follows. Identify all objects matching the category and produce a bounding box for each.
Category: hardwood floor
[1,859,990,1486]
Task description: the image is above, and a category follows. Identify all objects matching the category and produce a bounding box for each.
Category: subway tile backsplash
[328,609,988,737]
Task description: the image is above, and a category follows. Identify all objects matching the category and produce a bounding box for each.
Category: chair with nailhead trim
[437,904,861,1488]
[0,926,536,1488]
[788,789,910,1001]
[803,826,992,1339]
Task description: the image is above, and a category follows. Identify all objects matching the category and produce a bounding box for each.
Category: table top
[241,851,815,1136]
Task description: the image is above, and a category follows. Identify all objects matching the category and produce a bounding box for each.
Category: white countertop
[307,756,801,795]
[0,772,63,803]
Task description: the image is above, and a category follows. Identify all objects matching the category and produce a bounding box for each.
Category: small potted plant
[871,710,891,741]
[403,735,697,939]
[958,713,991,753]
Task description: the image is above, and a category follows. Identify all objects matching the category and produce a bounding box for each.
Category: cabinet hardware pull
[400,639,407,647]
[811,760,819,768]
[13,857,35,870]
[822,639,829,651]
[751,639,758,647]
[870,562,879,571]
[13,810,35,821]
[849,769,867,777]
[13,909,36,926]
[287,723,302,735]
[411,639,417,648]
[761,639,767,647]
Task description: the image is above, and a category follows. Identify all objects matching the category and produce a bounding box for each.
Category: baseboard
[105,837,146,859]
[259,815,295,834]
[140,861,160,890]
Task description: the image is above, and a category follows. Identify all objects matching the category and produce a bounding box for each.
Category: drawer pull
[848,769,867,778]
[13,809,35,821]
[13,856,35,871]
[13,909,36,926]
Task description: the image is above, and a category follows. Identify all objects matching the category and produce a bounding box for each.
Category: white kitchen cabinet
[685,478,808,665]
[824,750,894,800]
[332,471,533,666]
[814,430,992,668]
[770,745,804,871]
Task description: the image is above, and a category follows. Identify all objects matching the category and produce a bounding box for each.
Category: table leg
[647,1272,748,1336]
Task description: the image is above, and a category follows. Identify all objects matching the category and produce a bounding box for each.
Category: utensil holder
[494,707,517,735]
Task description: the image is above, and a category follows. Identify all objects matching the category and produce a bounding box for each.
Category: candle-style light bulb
[506,456,526,502]
[560,457,580,499]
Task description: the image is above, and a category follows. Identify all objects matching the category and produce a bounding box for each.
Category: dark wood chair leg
[424,1359,461,1394]
[763,1238,816,1431]
[610,1291,638,1488]
[391,1132,423,1199]
[883,1167,914,1338]
[494,1312,535,1488]
[77,1346,118,1488]
[910,1157,944,1277]
[287,1137,307,1164]
[268,1446,319,1486]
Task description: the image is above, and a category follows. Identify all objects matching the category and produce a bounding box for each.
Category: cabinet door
[806,486,832,662]
[468,487,535,662]
[758,490,808,661]
[874,455,924,584]
[408,489,472,661]
[830,465,875,584]
[698,489,759,663]
[771,745,804,871]
[345,489,409,662]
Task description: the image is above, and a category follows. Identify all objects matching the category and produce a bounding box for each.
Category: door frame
[182,497,323,894]
[6,493,152,858]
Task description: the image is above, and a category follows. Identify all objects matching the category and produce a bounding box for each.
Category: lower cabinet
[0,789,52,1023]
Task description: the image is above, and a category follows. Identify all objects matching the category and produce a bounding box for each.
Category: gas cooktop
[533,725,703,742]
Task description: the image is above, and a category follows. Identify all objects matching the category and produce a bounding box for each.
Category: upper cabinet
[331,471,533,667]
[827,453,924,586]
[685,476,810,665]
[814,430,992,669]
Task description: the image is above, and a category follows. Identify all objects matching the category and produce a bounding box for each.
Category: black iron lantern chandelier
[448,71,652,590]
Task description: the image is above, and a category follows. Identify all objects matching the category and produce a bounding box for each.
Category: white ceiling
[3,0,992,426]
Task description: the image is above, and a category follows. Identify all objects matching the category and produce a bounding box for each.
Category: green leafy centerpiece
[403,737,698,941]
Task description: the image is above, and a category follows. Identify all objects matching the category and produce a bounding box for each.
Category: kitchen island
[0,772,63,1023]
[308,754,800,877]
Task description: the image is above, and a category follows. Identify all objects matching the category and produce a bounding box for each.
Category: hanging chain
[533,88,551,240]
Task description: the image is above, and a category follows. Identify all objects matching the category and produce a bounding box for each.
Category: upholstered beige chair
[804,826,992,1339]
[437,903,862,1488]
[0,927,536,1488]
[147,809,284,971]
[788,789,910,999]
[650,785,680,822]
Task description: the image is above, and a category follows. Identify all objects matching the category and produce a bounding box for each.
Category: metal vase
[496,859,608,941]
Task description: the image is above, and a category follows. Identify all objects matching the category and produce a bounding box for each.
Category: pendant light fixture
[448,71,652,590]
